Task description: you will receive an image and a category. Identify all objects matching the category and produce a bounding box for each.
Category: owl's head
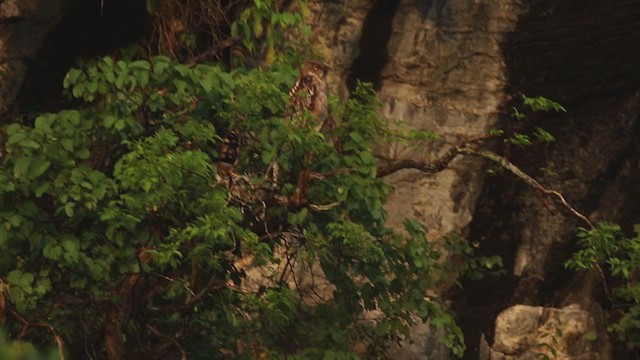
[302,61,331,78]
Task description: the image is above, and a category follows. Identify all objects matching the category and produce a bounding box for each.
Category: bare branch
[8,310,66,360]
[147,324,187,360]
[186,37,240,66]
[34,322,66,360]
[376,135,495,177]
[309,201,341,211]
[458,148,594,229]
[377,143,465,177]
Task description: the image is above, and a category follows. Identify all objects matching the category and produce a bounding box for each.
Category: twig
[186,37,240,66]
[376,134,496,177]
[309,201,341,211]
[147,324,187,360]
[458,148,594,229]
[151,275,226,314]
[9,310,66,360]
[34,322,66,360]
[375,135,593,229]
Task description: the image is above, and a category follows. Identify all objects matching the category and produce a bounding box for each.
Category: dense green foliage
[0,1,478,358]
[566,223,640,349]
[7,0,631,358]
[0,52,473,358]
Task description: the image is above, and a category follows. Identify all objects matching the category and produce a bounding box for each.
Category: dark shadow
[453,0,640,358]
[13,0,148,115]
[346,0,400,91]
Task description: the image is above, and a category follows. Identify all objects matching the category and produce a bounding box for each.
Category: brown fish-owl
[287,61,330,129]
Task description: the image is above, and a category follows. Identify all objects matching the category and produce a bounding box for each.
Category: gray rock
[489,304,606,360]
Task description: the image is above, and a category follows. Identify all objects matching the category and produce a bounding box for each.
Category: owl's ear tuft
[306,60,332,74]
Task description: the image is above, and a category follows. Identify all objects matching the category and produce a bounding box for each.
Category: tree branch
[147,323,187,360]
[459,147,594,229]
[377,143,466,177]
[9,310,66,360]
[186,37,240,66]
[376,135,496,177]
[375,136,593,229]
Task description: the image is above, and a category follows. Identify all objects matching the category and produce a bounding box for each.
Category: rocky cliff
[308,0,640,358]
[0,0,69,113]
[2,0,640,358]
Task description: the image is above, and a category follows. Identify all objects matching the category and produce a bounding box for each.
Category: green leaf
[8,131,26,144]
[64,202,75,217]
[103,115,116,128]
[534,127,555,142]
[62,234,80,263]
[21,139,41,149]
[199,76,214,92]
[35,117,53,134]
[153,56,171,74]
[114,119,126,131]
[219,72,235,88]
[65,110,81,126]
[43,244,63,260]
[29,158,51,178]
[358,151,375,164]
[34,182,51,197]
[13,157,31,178]
[77,148,91,159]
[174,79,188,93]
[72,83,85,98]
[174,64,190,76]
[349,132,364,144]
[64,69,82,89]
[129,60,151,70]
[61,138,74,151]
[86,81,98,94]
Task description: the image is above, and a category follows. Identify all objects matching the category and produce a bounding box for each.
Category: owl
[286,61,330,129]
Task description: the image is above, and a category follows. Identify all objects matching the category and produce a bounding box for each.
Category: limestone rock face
[311,1,524,358]
[0,0,40,19]
[307,0,372,96]
[482,0,640,295]
[378,0,523,239]
[488,304,606,360]
[312,0,524,252]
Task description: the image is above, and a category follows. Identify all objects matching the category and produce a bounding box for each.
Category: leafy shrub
[566,223,640,349]
[0,55,466,358]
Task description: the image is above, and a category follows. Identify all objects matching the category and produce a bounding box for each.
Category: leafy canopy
[0,53,471,358]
